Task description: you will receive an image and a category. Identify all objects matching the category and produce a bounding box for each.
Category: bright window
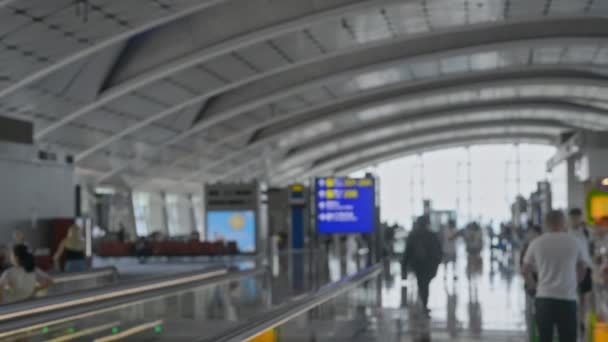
[353,144,556,228]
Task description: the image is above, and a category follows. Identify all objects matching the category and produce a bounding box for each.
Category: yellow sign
[588,190,608,226]
[325,178,335,188]
[248,329,276,342]
[344,190,359,199]
[358,178,373,187]
[291,184,304,192]
[344,179,356,187]
[595,322,608,342]
[229,214,246,231]
[325,190,336,200]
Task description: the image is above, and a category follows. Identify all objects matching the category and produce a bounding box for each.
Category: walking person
[441,220,458,280]
[463,222,484,279]
[402,215,443,316]
[523,210,587,342]
[53,225,86,273]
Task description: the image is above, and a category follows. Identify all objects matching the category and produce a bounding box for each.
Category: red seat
[226,241,238,254]
[98,242,133,257]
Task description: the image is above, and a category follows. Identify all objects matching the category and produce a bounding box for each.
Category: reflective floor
[1,245,528,341]
[278,243,527,342]
[380,243,527,341]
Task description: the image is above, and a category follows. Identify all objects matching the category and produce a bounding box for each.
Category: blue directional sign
[315,177,375,234]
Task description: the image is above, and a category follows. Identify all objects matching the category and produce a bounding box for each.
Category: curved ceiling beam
[91,66,608,183]
[36,16,608,141]
[180,78,606,180]
[314,122,562,168]
[248,73,608,148]
[221,115,569,185]
[74,63,608,173]
[32,0,417,139]
[333,134,556,177]
[174,75,608,181]
[73,56,608,181]
[152,71,605,184]
[286,135,554,185]
[279,100,608,170]
[278,125,561,183]
[206,26,608,117]
[0,0,232,99]
[137,38,608,150]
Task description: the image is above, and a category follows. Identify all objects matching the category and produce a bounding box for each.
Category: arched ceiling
[1,1,608,187]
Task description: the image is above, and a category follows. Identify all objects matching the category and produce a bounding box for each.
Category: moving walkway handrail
[50,266,118,284]
[0,265,224,321]
[0,266,265,338]
[199,263,382,342]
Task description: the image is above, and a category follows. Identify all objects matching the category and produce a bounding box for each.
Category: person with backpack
[402,215,443,316]
[0,245,52,303]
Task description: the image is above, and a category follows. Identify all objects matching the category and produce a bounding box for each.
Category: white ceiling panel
[508,0,546,17]
[131,125,179,145]
[138,80,195,107]
[440,55,470,74]
[308,18,355,52]
[271,31,325,62]
[593,47,608,64]
[237,42,291,72]
[170,67,226,95]
[75,109,135,135]
[2,0,607,186]
[202,54,259,83]
[561,45,599,65]
[410,61,440,79]
[107,93,167,120]
[385,2,430,35]
[549,0,587,15]
[533,46,564,64]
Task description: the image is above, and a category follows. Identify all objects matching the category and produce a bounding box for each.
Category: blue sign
[206,210,256,253]
[315,177,375,234]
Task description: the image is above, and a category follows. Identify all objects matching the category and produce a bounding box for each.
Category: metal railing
[0,266,264,339]
[199,263,382,342]
[50,266,118,284]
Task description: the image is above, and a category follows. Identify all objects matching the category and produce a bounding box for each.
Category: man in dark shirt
[402,215,443,315]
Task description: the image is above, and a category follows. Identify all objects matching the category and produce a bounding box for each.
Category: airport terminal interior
[1,1,608,341]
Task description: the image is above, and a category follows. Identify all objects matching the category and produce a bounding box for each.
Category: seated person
[189,231,200,242]
[0,245,52,303]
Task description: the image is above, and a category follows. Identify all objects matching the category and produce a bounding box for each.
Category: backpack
[407,230,442,274]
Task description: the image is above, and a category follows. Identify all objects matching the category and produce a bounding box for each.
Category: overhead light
[602,178,608,187]
[95,186,116,195]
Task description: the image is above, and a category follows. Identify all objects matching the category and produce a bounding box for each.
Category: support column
[188,194,197,235]
[466,146,472,222]
[161,192,170,236]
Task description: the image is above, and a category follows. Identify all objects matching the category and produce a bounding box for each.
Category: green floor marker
[41,327,49,334]
[112,327,119,334]
[67,327,75,334]
[154,326,163,334]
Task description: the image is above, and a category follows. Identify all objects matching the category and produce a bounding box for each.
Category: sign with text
[315,177,375,234]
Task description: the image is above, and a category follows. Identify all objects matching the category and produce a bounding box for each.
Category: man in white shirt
[523,210,587,342]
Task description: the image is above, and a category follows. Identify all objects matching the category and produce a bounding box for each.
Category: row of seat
[97,241,239,257]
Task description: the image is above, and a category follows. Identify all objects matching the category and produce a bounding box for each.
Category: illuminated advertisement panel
[206,210,256,253]
[315,177,375,234]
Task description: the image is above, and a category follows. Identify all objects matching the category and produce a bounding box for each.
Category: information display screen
[206,210,256,253]
[315,177,375,234]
